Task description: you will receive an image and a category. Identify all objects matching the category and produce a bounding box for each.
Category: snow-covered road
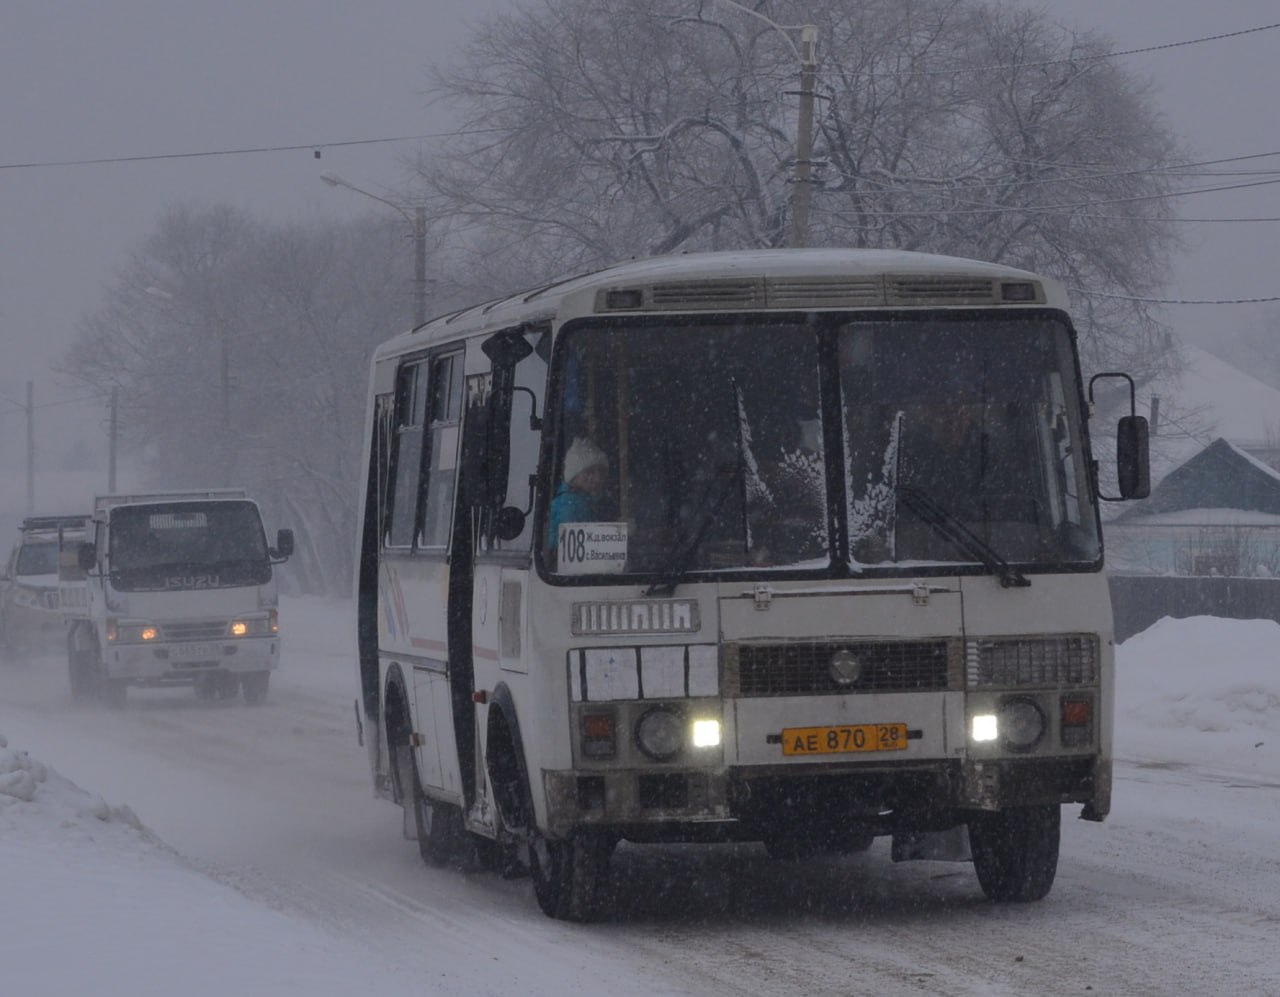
[2,599,1276,995]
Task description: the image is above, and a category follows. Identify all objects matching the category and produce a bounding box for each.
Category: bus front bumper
[542,754,1108,839]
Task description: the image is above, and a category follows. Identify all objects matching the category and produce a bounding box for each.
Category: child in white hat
[548,437,608,552]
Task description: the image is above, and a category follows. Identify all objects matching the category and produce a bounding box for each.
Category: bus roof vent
[597,279,766,312]
[764,276,884,308]
[649,279,766,309]
[886,276,1000,305]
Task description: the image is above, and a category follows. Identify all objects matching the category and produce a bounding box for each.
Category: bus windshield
[542,313,1099,580]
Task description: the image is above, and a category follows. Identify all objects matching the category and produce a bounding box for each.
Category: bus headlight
[999,698,1045,751]
[691,718,721,748]
[971,713,998,742]
[635,707,684,761]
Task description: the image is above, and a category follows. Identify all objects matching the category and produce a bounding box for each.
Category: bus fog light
[691,719,721,748]
[1000,698,1045,751]
[635,707,683,761]
[971,713,998,742]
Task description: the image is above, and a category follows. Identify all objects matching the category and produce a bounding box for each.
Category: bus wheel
[241,671,270,705]
[968,804,1060,902]
[529,830,613,922]
[410,754,466,867]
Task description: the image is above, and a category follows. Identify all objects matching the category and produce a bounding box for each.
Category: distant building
[1106,438,1280,576]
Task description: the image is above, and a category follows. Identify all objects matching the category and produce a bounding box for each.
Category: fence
[1108,574,1280,643]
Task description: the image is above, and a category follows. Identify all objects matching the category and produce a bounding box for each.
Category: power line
[817,21,1280,79]
[1072,289,1280,305]
[0,128,489,172]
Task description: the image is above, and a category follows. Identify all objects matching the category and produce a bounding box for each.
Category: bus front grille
[731,639,955,696]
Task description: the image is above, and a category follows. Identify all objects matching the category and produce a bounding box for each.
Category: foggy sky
[2,0,1277,474]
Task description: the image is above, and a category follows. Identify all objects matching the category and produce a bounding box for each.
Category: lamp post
[707,1,818,247]
[320,171,428,327]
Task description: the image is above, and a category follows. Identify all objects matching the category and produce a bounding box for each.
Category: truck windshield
[108,501,270,591]
[541,313,1099,581]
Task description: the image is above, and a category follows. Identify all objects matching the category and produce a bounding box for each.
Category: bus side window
[419,353,466,550]
[385,361,429,548]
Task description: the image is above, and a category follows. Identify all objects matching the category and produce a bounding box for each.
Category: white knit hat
[563,437,607,484]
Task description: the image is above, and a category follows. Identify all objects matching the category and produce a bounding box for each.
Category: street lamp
[706,1,818,247]
[320,171,428,327]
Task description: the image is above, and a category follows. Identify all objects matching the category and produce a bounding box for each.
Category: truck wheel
[69,648,96,702]
[968,804,1060,902]
[241,672,270,705]
[102,678,128,709]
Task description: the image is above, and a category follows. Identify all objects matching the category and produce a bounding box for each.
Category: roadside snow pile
[1,731,144,825]
[0,730,419,997]
[1116,615,1280,775]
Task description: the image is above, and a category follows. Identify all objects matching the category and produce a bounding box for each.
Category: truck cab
[67,489,292,706]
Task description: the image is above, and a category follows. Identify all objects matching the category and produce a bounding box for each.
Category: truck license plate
[170,642,218,660]
[781,722,908,756]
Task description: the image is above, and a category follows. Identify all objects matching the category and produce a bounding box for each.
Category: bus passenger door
[464,326,547,818]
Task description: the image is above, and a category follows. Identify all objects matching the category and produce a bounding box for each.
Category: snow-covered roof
[1117,437,1280,522]
[374,247,1069,360]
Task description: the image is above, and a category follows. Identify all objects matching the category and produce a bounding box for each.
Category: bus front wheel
[968,804,1060,902]
[529,829,613,922]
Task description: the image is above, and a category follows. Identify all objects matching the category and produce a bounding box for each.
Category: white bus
[354,248,1149,920]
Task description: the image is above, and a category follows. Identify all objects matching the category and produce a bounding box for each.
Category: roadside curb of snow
[0,731,147,831]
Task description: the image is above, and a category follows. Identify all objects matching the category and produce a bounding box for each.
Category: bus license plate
[781,723,908,756]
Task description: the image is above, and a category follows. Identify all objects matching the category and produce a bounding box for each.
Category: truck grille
[162,621,230,641]
[732,639,955,696]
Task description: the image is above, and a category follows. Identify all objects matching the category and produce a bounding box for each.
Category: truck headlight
[229,611,276,637]
[108,618,158,643]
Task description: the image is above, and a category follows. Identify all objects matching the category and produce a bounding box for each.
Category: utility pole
[320,172,428,328]
[788,25,819,248]
[413,205,427,328]
[108,386,119,491]
[25,381,35,514]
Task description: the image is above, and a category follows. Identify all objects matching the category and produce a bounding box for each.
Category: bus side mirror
[494,506,526,542]
[1116,415,1150,499]
[77,542,97,572]
[272,529,294,560]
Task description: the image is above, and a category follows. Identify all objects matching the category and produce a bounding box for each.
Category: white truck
[65,489,293,706]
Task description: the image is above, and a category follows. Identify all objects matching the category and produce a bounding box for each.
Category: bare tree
[421,0,1186,380]
[60,205,414,595]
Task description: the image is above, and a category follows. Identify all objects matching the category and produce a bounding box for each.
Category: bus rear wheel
[410,755,467,867]
[968,804,1060,902]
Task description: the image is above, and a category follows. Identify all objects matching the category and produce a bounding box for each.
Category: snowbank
[0,732,414,997]
[1115,615,1280,777]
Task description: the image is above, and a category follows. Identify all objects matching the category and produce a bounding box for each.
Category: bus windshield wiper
[899,485,1030,588]
[644,462,739,597]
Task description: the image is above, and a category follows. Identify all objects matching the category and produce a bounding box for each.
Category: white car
[1,515,87,661]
